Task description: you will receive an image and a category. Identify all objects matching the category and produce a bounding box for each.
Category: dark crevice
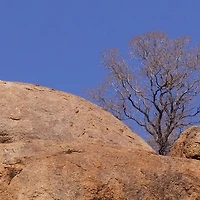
[63,149,83,154]
[190,155,200,160]
[9,117,21,121]
[126,135,135,140]
[6,167,23,185]
[0,131,13,143]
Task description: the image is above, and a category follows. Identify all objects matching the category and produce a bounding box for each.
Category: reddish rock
[170,126,200,160]
[0,81,153,152]
[0,81,200,200]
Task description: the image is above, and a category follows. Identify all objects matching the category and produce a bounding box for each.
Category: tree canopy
[88,31,200,155]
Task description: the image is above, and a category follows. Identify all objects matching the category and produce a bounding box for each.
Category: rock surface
[170,126,200,160]
[0,81,200,200]
[0,81,152,151]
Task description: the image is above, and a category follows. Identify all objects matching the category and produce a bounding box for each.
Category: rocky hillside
[0,81,200,200]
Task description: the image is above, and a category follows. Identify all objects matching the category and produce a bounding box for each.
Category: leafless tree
[88,31,200,155]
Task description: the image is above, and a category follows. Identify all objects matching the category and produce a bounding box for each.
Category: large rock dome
[0,81,153,151]
[0,81,200,200]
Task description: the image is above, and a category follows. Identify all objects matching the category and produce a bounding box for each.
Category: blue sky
[1,1,200,97]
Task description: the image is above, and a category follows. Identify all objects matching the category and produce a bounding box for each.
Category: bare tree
[87,31,200,155]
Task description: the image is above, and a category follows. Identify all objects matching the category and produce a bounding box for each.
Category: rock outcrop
[0,81,152,151]
[170,126,200,160]
[0,81,200,200]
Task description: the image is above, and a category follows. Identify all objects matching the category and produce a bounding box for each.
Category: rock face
[0,81,200,200]
[170,126,200,160]
[0,81,152,151]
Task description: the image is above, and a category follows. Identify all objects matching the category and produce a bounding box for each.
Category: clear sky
[1,1,200,96]
[1,1,200,139]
